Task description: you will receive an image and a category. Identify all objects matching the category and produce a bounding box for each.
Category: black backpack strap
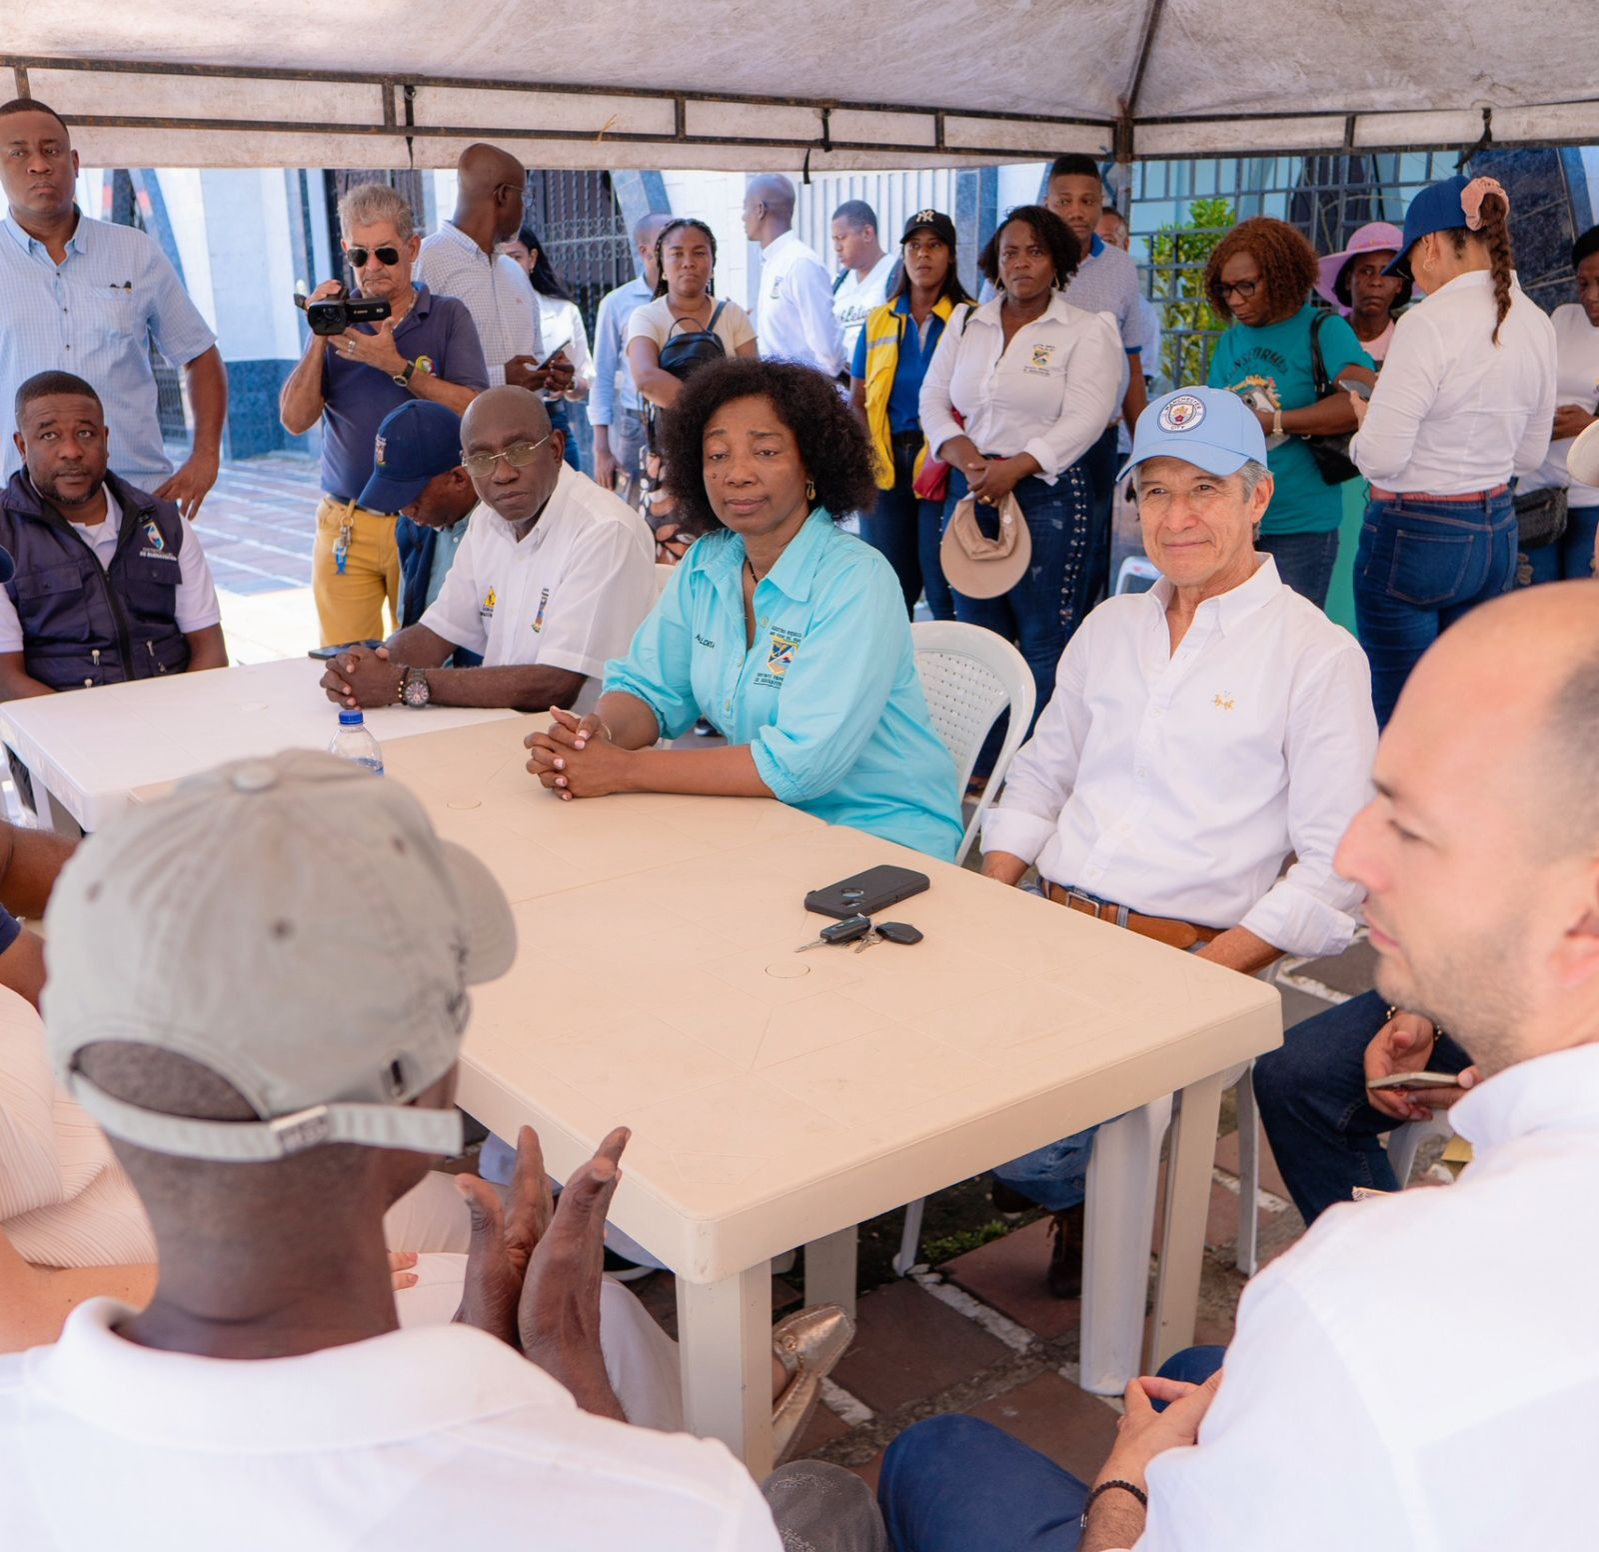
[708,299,727,332]
[1309,310,1332,397]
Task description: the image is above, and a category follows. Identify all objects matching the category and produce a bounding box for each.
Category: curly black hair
[978,205,1081,292]
[657,358,879,533]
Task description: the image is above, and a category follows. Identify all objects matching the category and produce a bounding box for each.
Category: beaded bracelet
[1080,1479,1148,1528]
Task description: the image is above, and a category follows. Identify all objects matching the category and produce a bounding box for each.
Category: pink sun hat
[1316,222,1406,311]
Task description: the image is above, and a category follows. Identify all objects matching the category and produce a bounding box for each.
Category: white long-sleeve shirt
[919,292,1122,484]
[756,231,844,378]
[1349,270,1556,494]
[1127,1041,1599,1552]
[982,557,1375,956]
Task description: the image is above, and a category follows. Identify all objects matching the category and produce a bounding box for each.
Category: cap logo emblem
[1159,394,1206,433]
[913,209,937,225]
[374,434,387,468]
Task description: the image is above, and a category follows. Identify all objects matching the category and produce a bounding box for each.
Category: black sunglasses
[347,245,402,268]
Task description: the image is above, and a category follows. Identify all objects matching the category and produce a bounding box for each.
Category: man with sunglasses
[319,386,655,717]
[281,182,489,648]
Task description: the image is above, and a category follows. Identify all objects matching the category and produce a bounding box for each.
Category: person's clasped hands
[964,453,1030,507]
[320,644,403,709]
[454,1122,631,1422]
[525,706,629,799]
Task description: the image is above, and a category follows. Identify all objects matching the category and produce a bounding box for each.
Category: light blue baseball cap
[1117,386,1268,484]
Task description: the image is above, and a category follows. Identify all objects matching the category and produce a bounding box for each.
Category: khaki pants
[312,496,400,648]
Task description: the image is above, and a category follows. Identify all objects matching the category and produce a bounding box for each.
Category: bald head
[460,387,562,524]
[453,143,527,244]
[457,142,525,198]
[743,174,797,243]
[461,385,551,446]
[748,174,795,217]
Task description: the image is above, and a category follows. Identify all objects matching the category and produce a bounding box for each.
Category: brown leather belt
[1369,484,1509,504]
[1044,882,1218,950]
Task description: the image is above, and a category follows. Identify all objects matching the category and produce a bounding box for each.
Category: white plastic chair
[654,562,676,599]
[908,620,1036,866]
[1386,1112,1456,1187]
[892,623,1035,1276]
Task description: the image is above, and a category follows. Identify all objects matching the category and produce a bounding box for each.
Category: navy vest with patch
[0,470,191,691]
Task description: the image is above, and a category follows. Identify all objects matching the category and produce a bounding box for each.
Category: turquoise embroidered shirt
[604,510,963,860]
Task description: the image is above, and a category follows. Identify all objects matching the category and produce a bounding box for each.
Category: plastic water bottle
[329,708,384,775]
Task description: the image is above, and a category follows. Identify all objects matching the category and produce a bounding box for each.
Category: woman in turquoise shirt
[524,357,963,861]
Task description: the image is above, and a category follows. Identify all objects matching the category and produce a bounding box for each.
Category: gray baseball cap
[43,750,517,1163]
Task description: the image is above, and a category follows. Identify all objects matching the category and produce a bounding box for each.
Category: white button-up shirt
[756,231,845,378]
[919,292,1122,484]
[414,221,542,387]
[420,465,656,710]
[1350,270,1556,494]
[0,1300,779,1550]
[1129,1041,1599,1552]
[983,557,1375,956]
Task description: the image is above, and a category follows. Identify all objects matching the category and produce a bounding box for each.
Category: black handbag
[1513,485,1569,551]
[1303,311,1363,486]
[657,299,729,380]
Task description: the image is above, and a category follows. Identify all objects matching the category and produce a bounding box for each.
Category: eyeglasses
[346,245,401,268]
[461,435,552,478]
[1216,278,1259,300]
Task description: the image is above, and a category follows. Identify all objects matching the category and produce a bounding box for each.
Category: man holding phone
[279,182,488,648]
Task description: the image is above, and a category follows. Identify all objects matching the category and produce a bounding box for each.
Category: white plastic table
[381,720,1283,1475]
[0,658,518,832]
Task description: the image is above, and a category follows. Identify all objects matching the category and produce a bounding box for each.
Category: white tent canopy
[6,0,1599,170]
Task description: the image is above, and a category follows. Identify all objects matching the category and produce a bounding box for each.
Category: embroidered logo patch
[143,521,165,552]
[373,434,387,468]
[1158,394,1207,432]
[1213,691,1236,711]
[1029,344,1056,371]
[531,586,550,634]
[413,355,434,375]
[766,630,799,676]
[480,586,496,619]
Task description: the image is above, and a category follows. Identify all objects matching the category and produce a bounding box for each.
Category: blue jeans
[1353,489,1516,728]
[991,1129,1098,1213]
[879,1347,1226,1552]
[1522,502,1599,585]
[1252,990,1473,1226]
[942,461,1094,770]
[1257,528,1338,609]
[861,438,955,620]
[1076,424,1122,619]
[547,401,582,472]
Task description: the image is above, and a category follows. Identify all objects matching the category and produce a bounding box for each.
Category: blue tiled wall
[223,358,313,460]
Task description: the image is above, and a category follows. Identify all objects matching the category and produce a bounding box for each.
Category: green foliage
[1147,196,1235,388]
[921,1217,1025,1267]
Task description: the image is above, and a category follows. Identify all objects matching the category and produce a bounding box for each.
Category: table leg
[1149,1069,1224,1371]
[802,1225,858,1320]
[676,1262,774,1476]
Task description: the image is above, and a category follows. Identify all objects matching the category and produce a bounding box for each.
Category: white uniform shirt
[1349,270,1556,494]
[919,292,1123,484]
[756,231,845,377]
[420,464,656,709]
[983,557,1375,956]
[415,222,543,387]
[833,252,898,365]
[0,487,221,653]
[1529,301,1599,505]
[1126,1041,1599,1552]
[0,1301,780,1551]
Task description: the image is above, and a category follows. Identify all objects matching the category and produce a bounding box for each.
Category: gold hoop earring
[805,479,816,503]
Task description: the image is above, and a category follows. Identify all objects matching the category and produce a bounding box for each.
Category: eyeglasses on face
[347,245,402,268]
[461,434,552,478]
[1217,277,1259,300]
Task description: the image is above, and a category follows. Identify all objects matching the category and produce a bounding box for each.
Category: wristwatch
[392,359,431,389]
[400,666,431,708]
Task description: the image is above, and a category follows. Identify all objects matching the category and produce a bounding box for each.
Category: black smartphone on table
[805,864,930,920]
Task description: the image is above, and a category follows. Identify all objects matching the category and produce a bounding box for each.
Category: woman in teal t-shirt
[1204,218,1374,607]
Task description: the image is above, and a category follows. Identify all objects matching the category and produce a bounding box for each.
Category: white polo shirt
[983,556,1376,956]
[757,231,845,378]
[919,291,1123,483]
[420,465,656,709]
[0,1301,780,1550]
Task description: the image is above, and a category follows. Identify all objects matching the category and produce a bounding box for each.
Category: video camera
[294,285,391,337]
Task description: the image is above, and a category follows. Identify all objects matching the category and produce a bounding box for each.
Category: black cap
[902,209,957,247]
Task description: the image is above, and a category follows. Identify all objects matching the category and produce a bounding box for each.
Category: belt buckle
[1065,888,1102,917]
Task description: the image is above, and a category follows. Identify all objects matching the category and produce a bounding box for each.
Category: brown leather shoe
[1046,1204,1086,1300]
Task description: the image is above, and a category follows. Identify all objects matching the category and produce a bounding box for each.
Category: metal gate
[523,171,633,337]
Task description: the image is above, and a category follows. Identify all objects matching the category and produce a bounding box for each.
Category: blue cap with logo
[1117,386,1268,484]
[1383,174,1471,280]
[357,400,465,515]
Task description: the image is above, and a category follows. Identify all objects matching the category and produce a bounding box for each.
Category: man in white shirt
[830,200,897,367]
[414,143,572,398]
[321,386,655,716]
[979,387,1376,1294]
[0,750,857,1550]
[881,577,1599,1552]
[744,175,845,379]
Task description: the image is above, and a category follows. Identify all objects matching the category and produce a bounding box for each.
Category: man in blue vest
[0,371,227,698]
